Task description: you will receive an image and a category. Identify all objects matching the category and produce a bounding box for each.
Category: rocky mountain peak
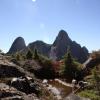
[8,37,26,54]
[51,30,89,62]
[58,30,69,38]
[82,46,88,53]
[53,30,71,46]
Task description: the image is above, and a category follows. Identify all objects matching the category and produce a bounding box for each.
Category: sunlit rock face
[8,37,26,54]
[49,46,57,61]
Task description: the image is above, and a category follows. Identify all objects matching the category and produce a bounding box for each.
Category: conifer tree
[63,48,80,79]
[26,49,33,59]
[34,48,39,60]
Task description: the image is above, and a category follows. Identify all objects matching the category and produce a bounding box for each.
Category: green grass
[78,89,100,100]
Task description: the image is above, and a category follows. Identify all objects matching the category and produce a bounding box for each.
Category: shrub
[35,55,55,79]
[15,52,21,60]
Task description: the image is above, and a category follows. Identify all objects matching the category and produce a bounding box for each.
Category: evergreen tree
[63,49,80,80]
[34,48,39,60]
[26,49,33,59]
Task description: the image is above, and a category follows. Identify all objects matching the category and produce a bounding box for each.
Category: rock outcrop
[52,30,89,63]
[28,40,51,56]
[8,37,26,54]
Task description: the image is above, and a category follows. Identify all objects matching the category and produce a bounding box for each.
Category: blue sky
[0,0,100,53]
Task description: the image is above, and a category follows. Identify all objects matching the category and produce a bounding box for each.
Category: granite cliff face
[52,30,72,60]
[8,30,89,63]
[52,30,89,62]
[8,37,26,54]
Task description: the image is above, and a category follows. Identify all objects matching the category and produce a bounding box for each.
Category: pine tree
[34,48,39,60]
[26,49,33,59]
[63,49,80,80]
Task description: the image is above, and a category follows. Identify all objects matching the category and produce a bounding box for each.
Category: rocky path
[54,79,73,87]
[42,79,73,100]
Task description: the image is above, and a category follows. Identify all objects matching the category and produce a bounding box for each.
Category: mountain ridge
[8,30,89,63]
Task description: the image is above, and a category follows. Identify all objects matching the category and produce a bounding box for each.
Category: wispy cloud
[40,23,45,29]
[32,0,36,2]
